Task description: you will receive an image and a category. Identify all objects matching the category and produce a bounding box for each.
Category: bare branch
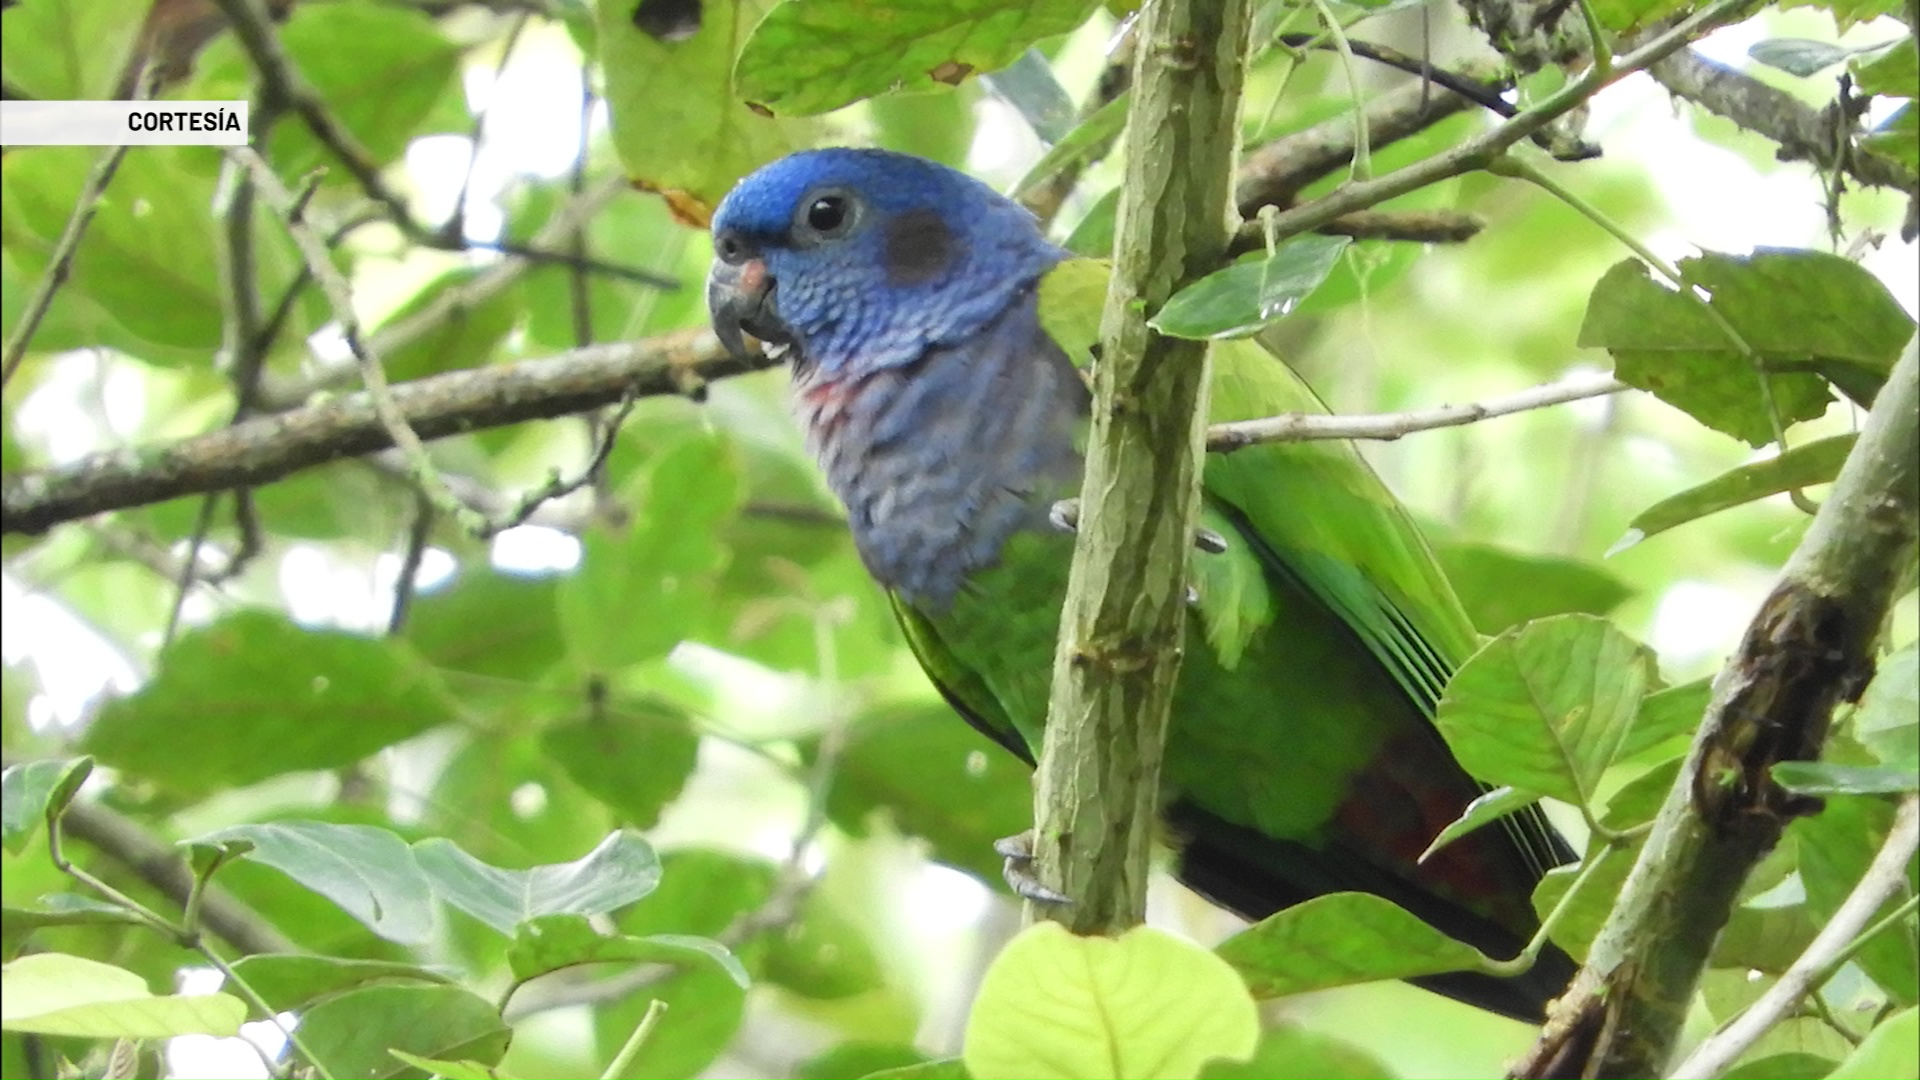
[1,329,771,535]
[1,143,133,388]
[1646,46,1917,193]
[1207,371,1626,450]
[1512,334,1920,1078]
[1672,794,1920,1080]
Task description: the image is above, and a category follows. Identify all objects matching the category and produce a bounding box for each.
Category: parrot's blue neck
[793,287,1089,610]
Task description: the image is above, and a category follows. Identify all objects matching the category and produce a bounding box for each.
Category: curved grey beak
[707,256,791,359]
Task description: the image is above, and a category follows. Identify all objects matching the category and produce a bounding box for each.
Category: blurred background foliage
[0,0,1915,1076]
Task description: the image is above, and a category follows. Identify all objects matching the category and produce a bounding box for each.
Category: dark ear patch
[882,209,960,285]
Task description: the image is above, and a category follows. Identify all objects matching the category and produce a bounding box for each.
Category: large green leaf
[227,954,456,1013]
[822,701,1034,886]
[413,831,662,936]
[1432,541,1634,634]
[1579,251,1914,445]
[1615,434,1856,551]
[1150,238,1352,340]
[559,433,742,671]
[735,0,1099,116]
[185,820,438,945]
[81,610,456,793]
[0,0,146,98]
[966,923,1259,1080]
[506,912,746,988]
[540,695,700,829]
[191,1,464,179]
[1215,893,1492,999]
[295,984,510,1080]
[1856,644,1919,768]
[0,756,92,856]
[1793,797,1919,1005]
[1827,1008,1919,1079]
[405,569,566,683]
[1435,615,1657,811]
[0,953,246,1038]
[1201,1026,1398,1079]
[375,269,526,381]
[600,0,809,213]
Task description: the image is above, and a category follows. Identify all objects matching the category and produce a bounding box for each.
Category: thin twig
[1,144,134,388]
[1208,371,1627,450]
[231,146,489,535]
[1670,794,1920,1080]
[386,489,434,635]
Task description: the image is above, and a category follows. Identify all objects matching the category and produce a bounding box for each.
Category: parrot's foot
[1048,499,1228,554]
[994,831,1072,906]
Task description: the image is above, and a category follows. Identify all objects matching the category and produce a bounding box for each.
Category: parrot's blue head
[707,148,1064,374]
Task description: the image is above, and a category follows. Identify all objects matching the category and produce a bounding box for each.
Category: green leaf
[375,269,525,381]
[735,0,1099,116]
[966,923,1259,1080]
[1200,1025,1398,1079]
[1780,0,1906,29]
[822,702,1034,886]
[1150,238,1352,340]
[1749,38,1857,76]
[1037,257,1110,362]
[1722,1051,1840,1080]
[295,984,510,1080]
[1713,902,1822,974]
[1,756,92,855]
[0,953,246,1038]
[1435,615,1658,811]
[1530,846,1635,962]
[1864,103,1919,172]
[386,1050,513,1080]
[798,1041,927,1080]
[761,890,886,1000]
[185,820,438,945]
[81,610,455,793]
[1420,786,1543,862]
[405,569,566,683]
[1856,644,1919,767]
[192,2,462,179]
[1,148,226,354]
[1063,187,1119,257]
[1591,0,1690,31]
[1773,761,1920,795]
[864,1060,972,1080]
[1624,677,1712,763]
[593,960,744,1079]
[1601,758,1681,831]
[1615,434,1855,551]
[1855,37,1918,98]
[0,0,146,98]
[1794,797,1919,1005]
[600,0,808,214]
[540,696,700,829]
[559,433,742,671]
[228,954,456,1013]
[413,831,661,936]
[1827,1007,1918,1079]
[506,912,748,988]
[1010,92,1130,201]
[1432,541,1635,634]
[1580,251,1915,445]
[1216,892,1493,999]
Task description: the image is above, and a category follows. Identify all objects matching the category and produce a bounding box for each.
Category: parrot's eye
[793,188,859,244]
[714,230,748,264]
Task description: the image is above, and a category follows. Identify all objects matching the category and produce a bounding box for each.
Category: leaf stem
[601,999,668,1080]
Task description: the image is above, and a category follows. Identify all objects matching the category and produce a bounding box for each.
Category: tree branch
[1512,333,1920,1079]
[1,138,135,389]
[1646,46,1917,194]
[1671,794,1920,1080]
[1,329,771,535]
[1031,0,1254,934]
[1207,370,1625,449]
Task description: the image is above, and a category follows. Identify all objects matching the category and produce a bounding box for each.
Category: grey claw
[1186,584,1201,605]
[995,831,1072,906]
[1194,527,1228,554]
[1048,498,1081,534]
